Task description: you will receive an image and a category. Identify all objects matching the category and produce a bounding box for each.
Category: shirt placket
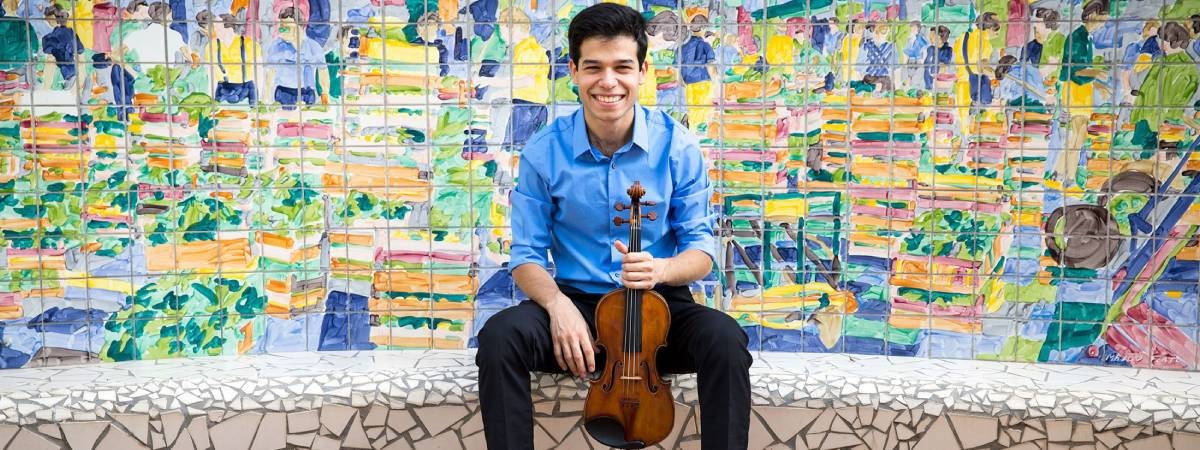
[607,153,623,285]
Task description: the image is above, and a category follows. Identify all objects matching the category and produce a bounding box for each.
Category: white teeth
[595,95,623,104]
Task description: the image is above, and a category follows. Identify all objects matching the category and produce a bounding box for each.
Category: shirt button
[610,161,616,169]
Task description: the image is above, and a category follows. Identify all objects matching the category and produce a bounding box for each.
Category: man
[678,7,715,128]
[1059,0,1110,188]
[858,21,895,92]
[922,26,952,91]
[41,3,84,88]
[995,54,1050,111]
[1130,22,1198,135]
[476,3,753,450]
[266,7,324,107]
[954,12,1001,107]
[205,8,261,105]
[120,2,194,75]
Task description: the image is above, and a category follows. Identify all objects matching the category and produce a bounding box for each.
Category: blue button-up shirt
[509,106,717,294]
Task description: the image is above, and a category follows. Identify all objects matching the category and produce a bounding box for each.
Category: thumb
[613,240,628,254]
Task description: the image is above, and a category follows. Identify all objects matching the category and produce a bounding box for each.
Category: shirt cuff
[508,246,550,273]
[676,232,718,265]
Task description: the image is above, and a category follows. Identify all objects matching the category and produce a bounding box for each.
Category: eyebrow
[580,58,637,65]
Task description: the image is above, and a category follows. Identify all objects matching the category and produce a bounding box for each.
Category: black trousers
[476,284,752,449]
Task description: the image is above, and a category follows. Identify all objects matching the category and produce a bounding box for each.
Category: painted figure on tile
[267,6,324,107]
[835,19,863,91]
[954,12,1001,108]
[922,25,953,91]
[642,9,682,114]
[1024,7,1062,71]
[1118,20,1162,109]
[497,7,549,150]
[792,19,830,95]
[858,21,896,92]
[1129,22,1199,141]
[901,20,928,90]
[41,3,84,89]
[995,54,1049,111]
[1059,0,1111,188]
[679,7,716,129]
[121,2,195,77]
[0,0,39,83]
[206,8,262,105]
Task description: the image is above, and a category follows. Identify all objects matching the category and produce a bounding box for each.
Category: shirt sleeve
[508,148,555,272]
[669,133,717,262]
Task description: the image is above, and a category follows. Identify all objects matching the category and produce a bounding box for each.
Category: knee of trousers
[695,312,754,368]
[474,310,530,369]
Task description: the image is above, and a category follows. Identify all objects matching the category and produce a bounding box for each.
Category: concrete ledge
[0,351,1197,449]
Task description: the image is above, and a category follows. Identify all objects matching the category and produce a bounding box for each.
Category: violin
[583,181,674,449]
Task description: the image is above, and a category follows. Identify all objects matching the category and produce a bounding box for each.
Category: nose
[598,70,618,89]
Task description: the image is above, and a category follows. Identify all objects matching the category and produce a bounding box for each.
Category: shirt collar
[572,106,649,160]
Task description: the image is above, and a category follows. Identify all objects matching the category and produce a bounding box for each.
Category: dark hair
[936,25,950,42]
[567,3,647,67]
[125,0,148,14]
[220,10,247,35]
[1191,15,1200,34]
[1035,8,1060,30]
[1160,21,1192,50]
[647,10,681,43]
[43,3,66,26]
[1082,0,1108,20]
[196,10,213,30]
[995,54,1018,80]
[279,6,298,21]
[147,2,171,23]
[977,12,1000,31]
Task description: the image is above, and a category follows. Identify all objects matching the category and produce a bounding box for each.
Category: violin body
[583,181,674,449]
[583,288,673,448]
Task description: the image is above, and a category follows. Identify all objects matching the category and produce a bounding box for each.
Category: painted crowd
[0,0,1198,370]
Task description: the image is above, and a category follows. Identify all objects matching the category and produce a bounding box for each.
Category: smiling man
[475,3,752,449]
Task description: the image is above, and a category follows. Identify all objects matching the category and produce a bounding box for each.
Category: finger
[568,338,585,377]
[613,240,628,254]
[628,260,655,271]
[553,338,567,371]
[582,339,596,373]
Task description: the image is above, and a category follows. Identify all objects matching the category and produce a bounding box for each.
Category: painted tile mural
[0,0,1197,371]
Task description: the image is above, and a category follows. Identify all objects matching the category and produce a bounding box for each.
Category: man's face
[216,22,235,41]
[132,6,149,21]
[1085,13,1108,30]
[569,36,647,126]
[279,18,300,44]
[792,27,807,45]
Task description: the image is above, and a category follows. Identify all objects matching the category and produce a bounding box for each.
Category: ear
[638,58,649,86]
[569,58,579,84]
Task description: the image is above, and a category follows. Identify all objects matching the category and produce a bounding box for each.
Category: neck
[585,111,635,157]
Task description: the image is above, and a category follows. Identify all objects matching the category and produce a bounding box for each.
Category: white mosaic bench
[0,351,1198,450]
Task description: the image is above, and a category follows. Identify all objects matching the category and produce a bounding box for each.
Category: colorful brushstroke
[0,0,1197,371]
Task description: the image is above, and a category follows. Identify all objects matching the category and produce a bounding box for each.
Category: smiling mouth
[593,94,625,104]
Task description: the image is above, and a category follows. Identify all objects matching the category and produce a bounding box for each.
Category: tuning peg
[642,211,657,221]
[641,200,657,207]
[613,217,628,226]
[614,202,629,211]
